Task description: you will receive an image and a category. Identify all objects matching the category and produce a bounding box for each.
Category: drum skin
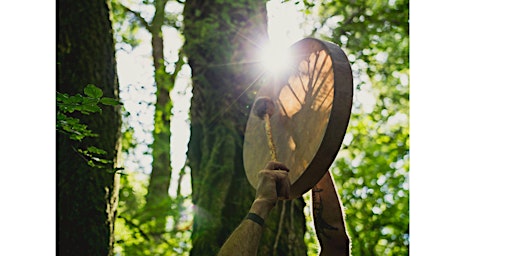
[243,38,353,198]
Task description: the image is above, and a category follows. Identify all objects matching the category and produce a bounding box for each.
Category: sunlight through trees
[57,0,409,255]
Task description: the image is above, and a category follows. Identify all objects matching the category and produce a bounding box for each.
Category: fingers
[257,170,288,186]
[264,161,290,172]
[264,161,290,199]
[276,173,290,200]
[256,170,290,201]
[258,161,291,200]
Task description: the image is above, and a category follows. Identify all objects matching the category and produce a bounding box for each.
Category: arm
[218,162,290,256]
[313,171,351,256]
[216,199,272,256]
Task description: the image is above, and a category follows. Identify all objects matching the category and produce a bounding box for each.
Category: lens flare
[259,42,292,76]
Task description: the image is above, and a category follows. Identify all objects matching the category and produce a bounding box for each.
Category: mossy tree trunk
[57,0,121,255]
[183,1,307,255]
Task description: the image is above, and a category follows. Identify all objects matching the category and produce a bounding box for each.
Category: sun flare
[259,0,305,78]
[259,42,293,76]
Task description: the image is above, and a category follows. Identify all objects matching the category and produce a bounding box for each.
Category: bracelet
[246,212,264,227]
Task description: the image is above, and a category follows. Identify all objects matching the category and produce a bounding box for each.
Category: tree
[110,1,192,254]
[57,0,122,255]
[111,0,185,234]
[183,1,307,255]
[304,0,410,254]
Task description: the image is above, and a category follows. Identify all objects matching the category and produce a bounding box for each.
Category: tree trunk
[57,0,121,255]
[144,0,174,237]
[183,1,307,255]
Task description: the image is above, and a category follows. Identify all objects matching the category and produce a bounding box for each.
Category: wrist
[250,199,275,219]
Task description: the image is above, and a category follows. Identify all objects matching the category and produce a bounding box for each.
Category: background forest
[111,1,409,255]
[68,0,409,255]
[6,0,512,255]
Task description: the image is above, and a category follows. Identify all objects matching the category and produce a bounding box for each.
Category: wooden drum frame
[243,38,353,198]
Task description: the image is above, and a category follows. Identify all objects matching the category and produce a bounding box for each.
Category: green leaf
[87,160,96,167]
[100,97,121,106]
[68,94,84,103]
[95,158,112,164]
[87,146,107,155]
[82,97,100,106]
[81,104,102,114]
[84,84,103,98]
[56,92,69,102]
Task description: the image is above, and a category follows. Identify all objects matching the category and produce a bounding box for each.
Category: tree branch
[120,4,151,31]
[118,215,152,241]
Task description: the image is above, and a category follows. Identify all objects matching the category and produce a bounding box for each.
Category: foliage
[114,171,192,256]
[110,0,409,255]
[110,0,191,254]
[303,0,410,255]
[111,0,143,50]
[57,84,122,168]
[110,0,182,50]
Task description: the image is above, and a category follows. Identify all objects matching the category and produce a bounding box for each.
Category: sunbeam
[259,41,293,76]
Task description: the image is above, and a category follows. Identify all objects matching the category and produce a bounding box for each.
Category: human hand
[250,161,291,219]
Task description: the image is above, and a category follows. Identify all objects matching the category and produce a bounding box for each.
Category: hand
[250,161,291,219]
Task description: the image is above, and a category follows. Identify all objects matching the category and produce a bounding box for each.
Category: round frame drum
[243,38,353,198]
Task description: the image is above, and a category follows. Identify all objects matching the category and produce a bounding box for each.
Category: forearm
[314,172,351,256]
[217,218,262,256]
[218,165,288,255]
[217,200,273,256]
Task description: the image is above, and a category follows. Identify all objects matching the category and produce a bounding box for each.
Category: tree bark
[57,0,121,255]
[183,1,307,255]
[144,0,174,236]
